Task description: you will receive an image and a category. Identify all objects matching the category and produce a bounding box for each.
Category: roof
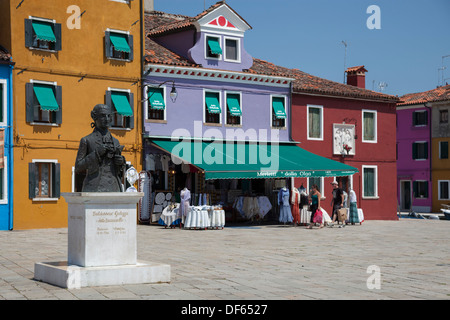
[346,65,368,74]
[398,85,450,106]
[147,1,251,37]
[0,45,12,62]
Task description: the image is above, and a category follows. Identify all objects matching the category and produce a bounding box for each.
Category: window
[224,37,240,62]
[0,80,6,125]
[25,18,61,51]
[362,110,377,142]
[28,160,60,200]
[307,105,323,140]
[412,142,428,160]
[438,180,450,200]
[146,86,166,121]
[26,81,62,125]
[225,92,242,125]
[440,110,448,124]
[308,177,323,195]
[0,157,8,204]
[362,165,378,198]
[105,89,134,129]
[440,141,449,159]
[205,35,222,59]
[271,96,286,128]
[413,181,428,198]
[412,110,427,126]
[105,30,133,61]
[204,91,221,124]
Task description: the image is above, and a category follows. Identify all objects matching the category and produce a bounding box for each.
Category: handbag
[338,208,348,222]
[312,209,323,223]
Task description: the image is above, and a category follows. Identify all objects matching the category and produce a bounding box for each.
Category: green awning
[110,33,131,53]
[207,38,222,55]
[111,91,133,116]
[32,20,56,42]
[226,94,242,116]
[205,92,221,114]
[152,139,358,180]
[272,97,287,119]
[33,84,59,111]
[148,87,165,110]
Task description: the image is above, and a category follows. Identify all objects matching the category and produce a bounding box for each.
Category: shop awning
[148,87,165,110]
[32,20,56,42]
[111,91,133,116]
[33,84,59,111]
[205,92,221,114]
[207,38,222,55]
[226,94,242,116]
[272,97,287,119]
[152,139,358,180]
[110,33,131,53]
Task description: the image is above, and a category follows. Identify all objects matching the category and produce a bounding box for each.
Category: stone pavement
[0,219,449,301]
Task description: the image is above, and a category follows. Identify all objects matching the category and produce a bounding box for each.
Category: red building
[250,62,400,220]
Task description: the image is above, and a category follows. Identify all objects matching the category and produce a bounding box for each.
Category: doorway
[400,180,411,211]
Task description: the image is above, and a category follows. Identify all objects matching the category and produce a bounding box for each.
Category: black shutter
[24,19,34,48]
[128,92,134,129]
[55,85,62,124]
[54,23,62,51]
[412,143,417,160]
[25,83,35,123]
[127,34,133,61]
[52,163,61,198]
[425,142,429,159]
[105,90,112,107]
[105,31,111,58]
[29,163,36,199]
[413,181,418,198]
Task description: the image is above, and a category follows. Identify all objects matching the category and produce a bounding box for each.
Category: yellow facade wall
[0,0,144,229]
[431,138,450,212]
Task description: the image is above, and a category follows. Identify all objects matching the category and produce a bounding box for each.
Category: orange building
[0,0,144,229]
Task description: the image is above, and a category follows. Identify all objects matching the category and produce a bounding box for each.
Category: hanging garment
[180,188,191,217]
[145,154,155,171]
[257,196,272,218]
[290,187,301,224]
[160,154,170,171]
[300,205,310,224]
[278,188,293,223]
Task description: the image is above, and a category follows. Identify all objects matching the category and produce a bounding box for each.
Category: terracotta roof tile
[145,37,198,67]
[398,85,450,106]
[0,45,12,62]
[346,65,367,73]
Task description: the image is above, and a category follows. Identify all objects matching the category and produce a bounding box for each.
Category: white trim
[362,165,378,199]
[32,159,58,163]
[71,166,75,193]
[107,87,131,93]
[0,79,7,127]
[224,91,242,126]
[106,28,130,35]
[223,36,241,63]
[362,109,377,143]
[29,16,56,24]
[0,157,8,204]
[30,79,57,86]
[307,104,323,141]
[438,180,450,200]
[413,141,428,161]
[145,85,167,121]
[31,159,58,202]
[203,89,222,125]
[204,34,222,61]
[109,0,130,3]
[270,95,287,129]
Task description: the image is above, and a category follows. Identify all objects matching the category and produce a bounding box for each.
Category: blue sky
[153,0,450,97]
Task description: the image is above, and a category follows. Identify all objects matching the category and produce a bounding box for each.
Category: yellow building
[0,0,144,229]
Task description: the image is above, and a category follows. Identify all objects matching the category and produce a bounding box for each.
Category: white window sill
[32,198,59,202]
[30,122,59,127]
[110,127,131,131]
[362,196,379,200]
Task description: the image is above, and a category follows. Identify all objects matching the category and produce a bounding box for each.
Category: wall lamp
[143,80,178,103]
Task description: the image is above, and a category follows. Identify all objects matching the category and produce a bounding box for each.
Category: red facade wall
[291,94,398,220]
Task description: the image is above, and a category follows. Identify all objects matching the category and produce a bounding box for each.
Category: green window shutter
[272,97,286,119]
[148,87,165,110]
[226,94,242,116]
[109,33,131,53]
[111,91,133,116]
[364,112,375,140]
[364,168,375,197]
[127,34,133,61]
[33,84,59,111]
[128,93,134,129]
[31,20,57,42]
[207,37,222,55]
[205,92,221,114]
[308,108,321,138]
[441,141,449,159]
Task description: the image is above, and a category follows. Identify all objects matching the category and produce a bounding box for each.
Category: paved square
[0,219,449,300]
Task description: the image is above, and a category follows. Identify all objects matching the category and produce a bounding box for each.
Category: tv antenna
[378,81,388,92]
[341,41,348,84]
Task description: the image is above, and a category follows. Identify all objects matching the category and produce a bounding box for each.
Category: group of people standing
[278,181,359,229]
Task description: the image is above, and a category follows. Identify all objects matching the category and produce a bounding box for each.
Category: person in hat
[330,181,344,226]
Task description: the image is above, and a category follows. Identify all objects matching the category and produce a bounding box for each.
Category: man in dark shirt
[330,181,344,225]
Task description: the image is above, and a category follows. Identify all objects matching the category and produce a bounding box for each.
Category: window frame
[308,176,324,196]
[224,91,242,126]
[106,88,134,130]
[204,34,222,60]
[362,109,377,143]
[413,180,428,199]
[105,29,133,62]
[307,104,323,140]
[412,110,428,127]
[438,180,450,200]
[0,79,7,126]
[412,141,428,161]
[271,95,287,129]
[29,159,60,201]
[362,165,379,199]
[439,141,449,159]
[223,36,241,63]
[145,85,167,122]
[440,109,449,124]
[0,157,8,205]
[26,79,62,126]
[25,17,61,52]
[203,89,222,125]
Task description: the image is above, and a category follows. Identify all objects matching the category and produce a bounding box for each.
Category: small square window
[25,18,61,51]
[412,110,427,126]
[105,31,133,61]
[26,82,62,125]
[29,161,60,200]
[147,87,165,121]
[204,91,221,124]
[206,36,222,59]
[440,110,448,124]
[224,38,240,62]
[106,90,134,129]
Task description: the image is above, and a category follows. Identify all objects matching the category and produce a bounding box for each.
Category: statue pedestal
[34,192,170,289]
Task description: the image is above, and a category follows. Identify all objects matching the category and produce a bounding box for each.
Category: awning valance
[32,20,56,42]
[110,33,131,53]
[148,87,165,110]
[152,139,358,180]
[272,97,287,119]
[111,91,133,116]
[205,92,221,114]
[33,84,59,111]
[226,94,242,116]
[207,38,222,55]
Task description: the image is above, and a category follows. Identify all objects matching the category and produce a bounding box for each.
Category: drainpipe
[424,102,432,211]
[289,81,293,142]
[140,0,146,171]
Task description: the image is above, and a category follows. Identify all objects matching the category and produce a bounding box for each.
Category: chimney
[346,66,368,89]
[144,0,154,13]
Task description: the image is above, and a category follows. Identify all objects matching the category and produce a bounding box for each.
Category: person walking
[348,188,358,225]
[307,185,323,229]
[330,181,344,226]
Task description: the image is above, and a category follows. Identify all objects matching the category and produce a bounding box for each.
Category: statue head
[91,104,112,130]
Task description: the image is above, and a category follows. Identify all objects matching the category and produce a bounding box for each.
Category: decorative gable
[197,3,252,36]
[207,16,237,29]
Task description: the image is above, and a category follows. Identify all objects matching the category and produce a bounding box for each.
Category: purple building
[396,103,432,212]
